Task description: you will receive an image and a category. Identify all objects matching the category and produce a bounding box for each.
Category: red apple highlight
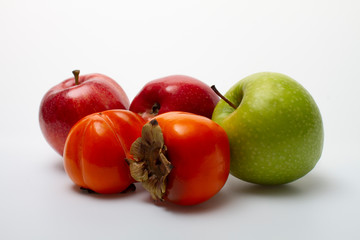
[39,70,130,156]
[129,75,219,120]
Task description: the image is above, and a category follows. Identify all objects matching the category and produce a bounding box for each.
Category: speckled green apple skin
[212,72,324,185]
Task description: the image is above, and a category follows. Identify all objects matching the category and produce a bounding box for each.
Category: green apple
[212,72,324,185]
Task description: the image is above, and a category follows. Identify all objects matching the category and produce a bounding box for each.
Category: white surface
[1,0,359,239]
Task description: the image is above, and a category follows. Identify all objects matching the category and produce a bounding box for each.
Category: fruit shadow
[229,173,328,198]
[238,183,301,197]
[157,193,232,214]
[53,158,65,173]
[70,183,139,201]
[137,185,234,215]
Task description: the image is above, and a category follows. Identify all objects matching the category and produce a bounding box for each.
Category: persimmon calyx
[126,119,173,201]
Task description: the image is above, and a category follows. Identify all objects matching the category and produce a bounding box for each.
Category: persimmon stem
[72,70,80,85]
[211,85,237,109]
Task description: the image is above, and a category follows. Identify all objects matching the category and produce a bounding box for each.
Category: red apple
[39,70,130,156]
[129,75,219,120]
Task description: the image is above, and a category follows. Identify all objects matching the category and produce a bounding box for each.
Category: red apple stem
[72,70,80,85]
[211,85,237,109]
[151,102,161,115]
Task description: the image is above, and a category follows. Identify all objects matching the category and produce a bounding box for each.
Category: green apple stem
[72,70,80,85]
[211,85,237,109]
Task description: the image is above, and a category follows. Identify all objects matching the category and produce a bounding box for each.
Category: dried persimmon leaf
[128,119,172,201]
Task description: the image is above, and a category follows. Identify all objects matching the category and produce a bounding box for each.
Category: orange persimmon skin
[63,110,145,194]
[154,112,231,205]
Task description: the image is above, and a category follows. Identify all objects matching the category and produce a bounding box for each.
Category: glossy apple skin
[39,73,130,156]
[129,75,219,120]
[212,72,324,185]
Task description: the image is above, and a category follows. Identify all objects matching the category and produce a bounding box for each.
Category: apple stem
[151,102,161,115]
[72,70,80,85]
[211,85,237,109]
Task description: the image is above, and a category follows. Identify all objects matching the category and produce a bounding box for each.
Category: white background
[1,0,359,239]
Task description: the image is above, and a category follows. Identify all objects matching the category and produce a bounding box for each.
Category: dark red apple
[39,70,130,156]
[129,75,219,120]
